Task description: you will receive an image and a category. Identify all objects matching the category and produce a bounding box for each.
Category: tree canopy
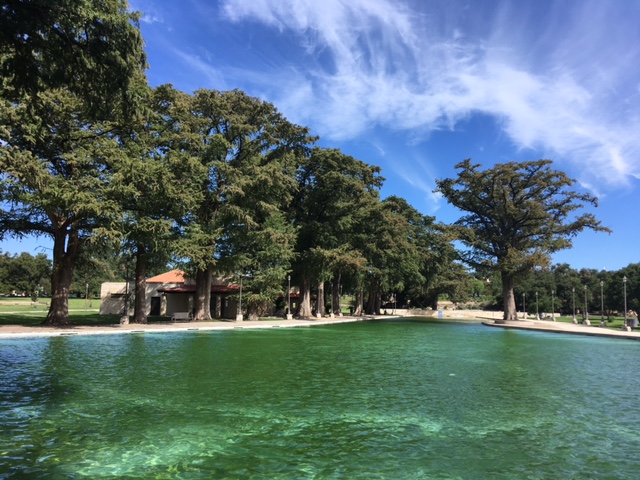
[435,159,611,321]
[0,0,147,324]
[0,0,146,119]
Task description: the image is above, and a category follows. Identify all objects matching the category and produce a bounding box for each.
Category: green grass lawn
[0,297,97,310]
[1,298,636,330]
[0,297,118,326]
[549,315,631,330]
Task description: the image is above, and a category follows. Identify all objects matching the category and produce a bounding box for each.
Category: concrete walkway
[482,318,640,340]
[0,316,381,339]
[3,314,639,341]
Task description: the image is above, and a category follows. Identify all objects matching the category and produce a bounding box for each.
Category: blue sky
[3,0,640,271]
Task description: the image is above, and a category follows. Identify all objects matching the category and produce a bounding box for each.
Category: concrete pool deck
[2,314,639,341]
[482,317,640,340]
[0,315,383,339]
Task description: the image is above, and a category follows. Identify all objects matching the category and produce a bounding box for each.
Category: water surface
[1,320,640,479]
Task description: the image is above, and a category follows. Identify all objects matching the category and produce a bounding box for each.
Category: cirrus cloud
[218,0,640,188]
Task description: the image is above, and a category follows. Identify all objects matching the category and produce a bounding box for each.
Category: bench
[171,312,192,322]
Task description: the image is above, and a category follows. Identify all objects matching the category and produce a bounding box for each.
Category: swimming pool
[1,320,639,478]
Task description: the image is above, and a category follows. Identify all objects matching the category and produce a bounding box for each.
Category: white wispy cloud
[218,0,640,190]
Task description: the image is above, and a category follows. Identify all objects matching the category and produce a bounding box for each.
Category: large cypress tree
[436,159,610,322]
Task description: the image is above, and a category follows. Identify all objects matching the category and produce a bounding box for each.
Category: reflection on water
[1,321,640,479]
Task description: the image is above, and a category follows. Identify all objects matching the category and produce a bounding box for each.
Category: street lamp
[624,276,628,328]
[287,275,292,320]
[583,285,589,325]
[522,292,526,319]
[600,280,605,327]
[572,287,576,323]
[551,290,555,321]
[236,275,243,322]
[535,291,539,319]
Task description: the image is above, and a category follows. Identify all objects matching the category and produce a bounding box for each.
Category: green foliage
[171,89,315,319]
[0,249,51,294]
[510,263,640,317]
[0,0,146,119]
[0,1,147,325]
[436,159,609,275]
[436,159,610,320]
[293,147,383,280]
[227,212,297,319]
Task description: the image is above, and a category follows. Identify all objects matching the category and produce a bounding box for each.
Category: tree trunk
[366,289,373,315]
[331,273,341,315]
[247,304,260,321]
[299,276,313,317]
[132,244,147,324]
[501,271,517,322]
[317,281,325,316]
[429,295,438,310]
[366,279,381,315]
[193,268,212,321]
[354,287,364,316]
[44,227,80,325]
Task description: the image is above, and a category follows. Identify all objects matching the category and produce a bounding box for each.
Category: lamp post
[583,285,589,325]
[551,290,555,321]
[121,260,129,323]
[522,292,526,319]
[623,276,628,328]
[600,280,605,327]
[236,275,243,322]
[287,275,292,320]
[535,291,539,319]
[572,287,576,323]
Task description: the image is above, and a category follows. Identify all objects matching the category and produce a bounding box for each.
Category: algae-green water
[2,320,640,479]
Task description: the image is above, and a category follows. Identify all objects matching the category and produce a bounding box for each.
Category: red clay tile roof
[157,285,240,294]
[147,269,187,284]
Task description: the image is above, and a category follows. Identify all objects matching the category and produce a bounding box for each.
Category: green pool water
[2,320,640,479]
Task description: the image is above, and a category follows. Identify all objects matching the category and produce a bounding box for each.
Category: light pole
[236,275,243,322]
[623,276,628,328]
[600,280,605,327]
[522,292,526,319]
[287,275,292,320]
[122,261,129,323]
[583,285,589,325]
[551,290,555,321]
[572,287,576,323]
[535,291,539,319]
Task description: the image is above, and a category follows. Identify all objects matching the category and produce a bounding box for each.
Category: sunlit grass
[539,315,632,331]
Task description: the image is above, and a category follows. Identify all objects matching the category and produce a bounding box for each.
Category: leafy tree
[71,241,122,300]
[0,250,51,295]
[435,159,610,321]
[0,88,127,324]
[611,264,640,315]
[178,89,314,320]
[291,147,383,317]
[353,196,452,315]
[118,85,203,323]
[0,1,147,325]
[220,212,297,320]
[0,0,146,119]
